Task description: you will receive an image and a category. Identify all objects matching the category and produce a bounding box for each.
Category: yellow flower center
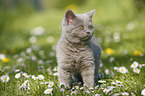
[25,74,27,76]
[135,69,138,71]
[121,69,124,71]
[50,84,52,86]
[4,78,6,80]
[47,90,50,93]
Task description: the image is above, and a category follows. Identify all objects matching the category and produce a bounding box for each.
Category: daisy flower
[80,87,84,90]
[53,72,58,76]
[17,58,24,63]
[98,80,106,83]
[48,81,54,87]
[139,64,145,68]
[114,67,119,70]
[141,89,145,96]
[15,69,20,72]
[116,80,123,84]
[0,54,6,60]
[70,91,77,95]
[53,67,58,71]
[109,57,115,62]
[22,80,29,86]
[95,94,101,96]
[131,61,139,68]
[117,66,128,73]
[47,68,52,75]
[133,68,140,74]
[120,92,129,95]
[22,73,30,78]
[15,73,21,79]
[32,75,38,80]
[105,69,110,74]
[38,75,44,80]
[131,92,136,96]
[0,75,10,83]
[19,80,30,91]
[107,86,116,89]
[44,88,53,94]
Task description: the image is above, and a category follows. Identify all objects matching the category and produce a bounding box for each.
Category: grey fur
[56,9,101,87]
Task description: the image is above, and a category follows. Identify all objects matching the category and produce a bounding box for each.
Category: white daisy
[116,80,123,84]
[0,54,6,60]
[29,36,37,43]
[120,92,129,95]
[53,72,58,76]
[22,80,29,86]
[109,57,115,62]
[98,80,106,83]
[133,68,140,74]
[38,75,44,80]
[131,61,139,68]
[117,66,128,73]
[15,73,21,79]
[22,73,30,78]
[44,88,53,95]
[26,48,32,54]
[141,89,145,96]
[114,67,119,70]
[95,94,101,96]
[48,81,54,87]
[32,75,38,80]
[131,92,136,96]
[105,69,110,74]
[0,75,10,83]
[53,67,58,71]
[14,69,20,72]
[47,68,52,75]
[70,91,77,95]
[139,64,145,68]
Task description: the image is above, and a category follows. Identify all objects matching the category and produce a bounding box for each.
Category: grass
[0,0,145,95]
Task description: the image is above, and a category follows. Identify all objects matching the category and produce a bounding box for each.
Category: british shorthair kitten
[56,9,101,87]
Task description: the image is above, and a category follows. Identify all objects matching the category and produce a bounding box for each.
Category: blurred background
[0,0,145,57]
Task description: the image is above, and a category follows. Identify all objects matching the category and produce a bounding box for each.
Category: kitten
[56,9,101,88]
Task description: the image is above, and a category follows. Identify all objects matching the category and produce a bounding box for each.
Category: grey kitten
[56,9,101,88]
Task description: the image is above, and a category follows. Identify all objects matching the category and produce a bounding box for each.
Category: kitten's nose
[86,32,90,35]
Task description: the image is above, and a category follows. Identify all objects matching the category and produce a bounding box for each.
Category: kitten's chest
[65,44,93,63]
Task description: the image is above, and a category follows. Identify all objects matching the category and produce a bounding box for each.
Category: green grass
[0,0,145,95]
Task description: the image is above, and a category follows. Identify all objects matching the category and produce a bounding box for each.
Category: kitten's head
[62,9,95,44]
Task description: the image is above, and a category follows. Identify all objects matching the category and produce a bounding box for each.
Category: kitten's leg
[94,58,100,83]
[58,67,71,88]
[81,66,95,87]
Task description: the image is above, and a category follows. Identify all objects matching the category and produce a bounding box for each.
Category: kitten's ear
[86,9,95,18]
[65,9,76,24]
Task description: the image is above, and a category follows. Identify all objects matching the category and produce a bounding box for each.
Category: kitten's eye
[89,26,93,30]
[79,25,84,30]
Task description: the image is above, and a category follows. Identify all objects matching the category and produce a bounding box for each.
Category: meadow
[0,0,145,95]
